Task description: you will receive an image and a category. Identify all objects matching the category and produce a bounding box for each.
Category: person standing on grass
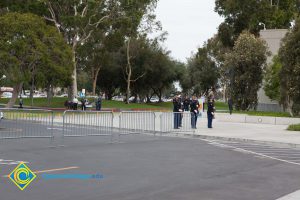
[228,98,233,115]
[19,96,23,109]
[96,95,102,111]
[207,98,215,128]
[190,96,199,129]
[81,98,87,111]
[73,96,78,110]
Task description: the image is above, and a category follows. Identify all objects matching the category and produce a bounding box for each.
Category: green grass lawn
[234,111,292,117]
[215,101,293,117]
[0,97,297,118]
[287,124,300,131]
[0,97,173,110]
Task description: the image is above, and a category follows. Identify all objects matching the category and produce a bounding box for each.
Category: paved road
[1,129,300,200]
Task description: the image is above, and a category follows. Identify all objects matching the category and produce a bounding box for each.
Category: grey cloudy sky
[154,0,224,62]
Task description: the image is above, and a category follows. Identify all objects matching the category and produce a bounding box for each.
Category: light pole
[259,22,266,30]
[0,75,6,93]
[0,75,6,81]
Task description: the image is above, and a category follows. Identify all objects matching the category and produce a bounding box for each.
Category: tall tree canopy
[0,12,73,107]
[215,0,298,47]
[0,0,158,99]
[279,18,300,116]
[264,55,282,102]
[187,46,220,96]
[225,31,269,110]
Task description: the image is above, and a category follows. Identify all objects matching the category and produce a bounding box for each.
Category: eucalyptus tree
[225,32,269,110]
[215,0,298,47]
[1,0,159,99]
[0,13,73,107]
[279,18,300,116]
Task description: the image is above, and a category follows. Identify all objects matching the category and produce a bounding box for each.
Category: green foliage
[225,31,268,111]
[264,55,282,101]
[287,124,300,131]
[279,18,300,116]
[186,43,220,95]
[0,12,72,87]
[130,37,179,100]
[1,0,159,99]
[0,97,172,110]
[215,0,298,47]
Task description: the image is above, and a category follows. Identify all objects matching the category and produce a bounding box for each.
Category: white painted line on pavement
[47,127,71,131]
[0,159,28,165]
[34,166,79,174]
[2,166,79,178]
[202,139,300,167]
[254,151,300,154]
[276,190,300,200]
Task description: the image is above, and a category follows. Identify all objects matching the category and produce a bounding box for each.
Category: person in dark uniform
[183,96,190,112]
[178,95,183,127]
[173,96,181,129]
[207,98,215,128]
[190,96,199,129]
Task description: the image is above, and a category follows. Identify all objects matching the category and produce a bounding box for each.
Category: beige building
[257,29,288,112]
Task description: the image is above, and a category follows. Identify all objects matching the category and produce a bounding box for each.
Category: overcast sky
[153,0,224,63]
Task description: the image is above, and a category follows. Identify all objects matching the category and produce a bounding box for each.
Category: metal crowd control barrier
[0,108,54,140]
[119,111,156,136]
[63,111,114,141]
[160,112,196,135]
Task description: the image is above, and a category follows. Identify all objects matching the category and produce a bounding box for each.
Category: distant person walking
[207,99,215,129]
[19,96,23,109]
[96,95,102,111]
[81,98,87,111]
[190,96,199,129]
[73,96,78,110]
[228,98,233,115]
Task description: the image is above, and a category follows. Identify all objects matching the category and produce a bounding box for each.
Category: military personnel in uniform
[207,98,215,128]
[173,96,181,129]
[190,96,199,129]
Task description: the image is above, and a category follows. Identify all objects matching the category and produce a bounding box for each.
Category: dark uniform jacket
[190,99,199,114]
[173,98,181,112]
[183,98,190,111]
[207,102,215,114]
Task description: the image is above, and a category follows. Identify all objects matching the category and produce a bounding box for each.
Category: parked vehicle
[1,92,12,98]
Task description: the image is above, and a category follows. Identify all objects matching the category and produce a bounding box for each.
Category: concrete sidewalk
[193,117,300,147]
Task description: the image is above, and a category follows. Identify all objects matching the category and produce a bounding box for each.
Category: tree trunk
[92,67,101,96]
[158,88,163,102]
[47,84,53,106]
[30,76,35,107]
[287,98,294,117]
[6,83,23,108]
[126,38,132,104]
[106,91,112,100]
[71,48,78,99]
[146,94,151,103]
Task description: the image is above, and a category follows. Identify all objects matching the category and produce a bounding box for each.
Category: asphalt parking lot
[1,124,300,200]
